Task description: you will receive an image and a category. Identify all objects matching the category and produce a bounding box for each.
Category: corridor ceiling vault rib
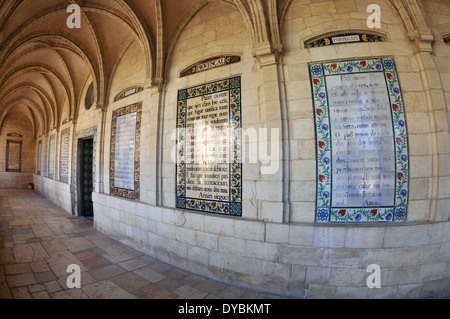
[0,0,291,140]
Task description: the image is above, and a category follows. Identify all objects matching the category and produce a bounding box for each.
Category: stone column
[253,42,288,223]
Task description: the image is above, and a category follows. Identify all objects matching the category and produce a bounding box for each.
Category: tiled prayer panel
[6,140,22,172]
[48,135,56,179]
[59,128,71,183]
[310,58,409,223]
[176,76,242,216]
[110,103,142,200]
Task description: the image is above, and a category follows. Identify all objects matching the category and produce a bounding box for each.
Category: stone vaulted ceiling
[0,0,291,140]
[0,0,425,140]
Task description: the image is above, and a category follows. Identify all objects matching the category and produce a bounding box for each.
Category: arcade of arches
[0,0,449,298]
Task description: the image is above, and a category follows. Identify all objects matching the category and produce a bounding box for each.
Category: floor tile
[61,237,94,252]
[133,266,166,283]
[216,286,246,299]
[7,273,36,287]
[32,291,50,299]
[0,190,284,299]
[34,270,57,283]
[118,255,156,271]
[134,284,178,299]
[81,255,112,270]
[11,286,31,299]
[111,272,150,293]
[173,285,208,299]
[89,264,126,281]
[4,263,31,275]
[81,280,136,299]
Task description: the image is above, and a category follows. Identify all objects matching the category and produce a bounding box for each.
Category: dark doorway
[78,138,94,219]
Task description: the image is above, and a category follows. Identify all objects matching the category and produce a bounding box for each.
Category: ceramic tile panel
[6,140,22,172]
[310,58,409,223]
[110,103,142,200]
[176,76,242,216]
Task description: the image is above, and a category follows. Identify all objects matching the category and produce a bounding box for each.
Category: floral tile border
[176,76,242,216]
[110,103,142,200]
[310,58,409,223]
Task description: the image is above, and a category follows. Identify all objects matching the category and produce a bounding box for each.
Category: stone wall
[93,192,450,298]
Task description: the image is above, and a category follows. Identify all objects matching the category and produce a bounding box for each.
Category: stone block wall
[93,192,450,298]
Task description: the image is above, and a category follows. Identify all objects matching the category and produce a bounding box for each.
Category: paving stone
[12,233,35,244]
[89,264,126,281]
[155,277,183,291]
[28,284,46,293]
[118,255,156,271]
[111,272,150,293]
[133,266,166,283]
[147,261,173,273]
[81,255,112,270]
[34,271,57,283]
[173,285,208,299]
[51,288,90,299]
[195,279,228,295]
[0,248,15,264]
[32,291,50,299]
[74,247,105,261]
[81,280,136,299]
[134,284,178,299]
[0,282,12,299]
[30,260,50,273]
[216,286,246,299]
[181,274,207,287]
[42,240,66,253]
[44,280,63,293]
[11,286,31,299]
[7,273,36,287]
[61,237,94,252]
[163,267,190,280]
[4,263,31,275]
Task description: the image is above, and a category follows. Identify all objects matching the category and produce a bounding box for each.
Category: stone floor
[0,189,282,299]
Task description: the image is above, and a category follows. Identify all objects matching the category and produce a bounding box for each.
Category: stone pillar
[253,42,288,223]
[145,79,165,207]
[412,35,450,221]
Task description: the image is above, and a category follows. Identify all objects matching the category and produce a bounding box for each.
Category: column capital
[253,42,283,67]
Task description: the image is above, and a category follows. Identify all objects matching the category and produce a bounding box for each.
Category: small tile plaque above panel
[110,103,142,200]
[305,33,386,48]
[114,86,144,102]
[310,58,409,223]
[180,56,241,78]
[6,140,22,172]
[444,34,450,44]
